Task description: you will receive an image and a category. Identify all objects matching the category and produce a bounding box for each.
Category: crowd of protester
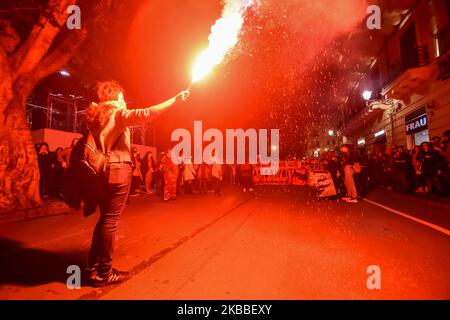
[35,138,79,199]
[35,138,259,202]
[120,148,257,202]
[325,130,450,203]
[36,130,449,204]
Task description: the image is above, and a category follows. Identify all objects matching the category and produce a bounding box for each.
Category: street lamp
[362,90,397,112]
[59,70,71,77]
[362,90,372,101]
[328,130,334,136]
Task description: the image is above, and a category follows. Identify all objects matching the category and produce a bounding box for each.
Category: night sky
[26,0,369,156]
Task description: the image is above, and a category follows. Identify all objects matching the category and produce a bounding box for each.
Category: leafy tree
[0,0,139,212]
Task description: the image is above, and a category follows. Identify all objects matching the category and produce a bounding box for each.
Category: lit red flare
[192,0,253,83]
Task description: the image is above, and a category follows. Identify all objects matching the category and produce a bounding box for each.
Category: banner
[308,170,337,198]
[253,161,309,186]
[253,162,337,198]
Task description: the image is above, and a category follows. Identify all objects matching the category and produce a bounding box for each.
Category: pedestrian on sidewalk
[83,81,189,287]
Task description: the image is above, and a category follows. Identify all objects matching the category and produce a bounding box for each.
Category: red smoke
[124,0,368,155]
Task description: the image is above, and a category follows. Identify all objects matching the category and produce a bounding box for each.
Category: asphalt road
[0,186,449,300]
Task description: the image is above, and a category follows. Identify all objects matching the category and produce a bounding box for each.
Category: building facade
[306,133,341,158]
[341,0,450,155]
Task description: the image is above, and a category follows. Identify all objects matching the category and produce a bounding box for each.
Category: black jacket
[63,136,103,217]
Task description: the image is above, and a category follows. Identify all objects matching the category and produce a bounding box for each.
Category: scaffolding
[26,93,147,146]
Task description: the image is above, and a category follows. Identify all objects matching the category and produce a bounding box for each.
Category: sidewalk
[411,190,450,206]
[0,199,77,224]
[364,188,450,231]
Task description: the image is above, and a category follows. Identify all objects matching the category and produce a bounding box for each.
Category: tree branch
[0,44,13,118]
[35,27,87,80]
[12,0,77,79]
[0,20,21,55]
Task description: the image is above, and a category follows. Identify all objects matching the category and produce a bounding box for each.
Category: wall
[31,128,157,159]
[350,76,450,153]
[31,129,82,151]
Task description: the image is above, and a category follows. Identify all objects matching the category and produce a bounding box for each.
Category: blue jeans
[88,163,132,275]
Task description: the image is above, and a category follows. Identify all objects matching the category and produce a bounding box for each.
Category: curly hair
[96,80,124,103]
[83,102,115,130]
[83,81,124,130]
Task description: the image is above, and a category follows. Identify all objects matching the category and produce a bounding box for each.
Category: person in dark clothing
[53,147,66,198]
[417,142,442,195]
[383,147,395,190]
[197,163,208,194]
[430,137,448,196]
[366,154,378,192]
[374,153,385,188]
[440,131,450,195]
[393,146,412,193]
[83,80,190,287]
[35,143,41,154]
[353,153,369,197]
[38,143,53,198]
[129,151,143,196]
[410,146,425,192]
[239,164,254,192]
[154,153,165,196]
[142,152,156,194]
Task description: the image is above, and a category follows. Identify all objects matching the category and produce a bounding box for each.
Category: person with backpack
[79,80,189,287]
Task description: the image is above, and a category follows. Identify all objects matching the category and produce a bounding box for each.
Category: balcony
[381,45,439,99]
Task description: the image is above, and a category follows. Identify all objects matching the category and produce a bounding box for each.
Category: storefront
[372,129,387,155]
[405,106,429,148]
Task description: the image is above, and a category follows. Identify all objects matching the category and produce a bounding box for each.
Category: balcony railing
[383,45,430,88]
[435,23,450,57]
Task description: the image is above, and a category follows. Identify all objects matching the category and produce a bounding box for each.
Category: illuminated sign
[406,114,428,134]
[405,107,428,135]
[374,130,385,138]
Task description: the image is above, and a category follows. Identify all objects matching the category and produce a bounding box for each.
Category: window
[400,23,420,69]
[446,0,450,21]
[414,130,429,146]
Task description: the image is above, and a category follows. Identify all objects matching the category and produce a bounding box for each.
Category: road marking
[362,198,450,237]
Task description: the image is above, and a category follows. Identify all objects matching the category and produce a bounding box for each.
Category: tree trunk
[0,76,41,213]
[0,1,86,213]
